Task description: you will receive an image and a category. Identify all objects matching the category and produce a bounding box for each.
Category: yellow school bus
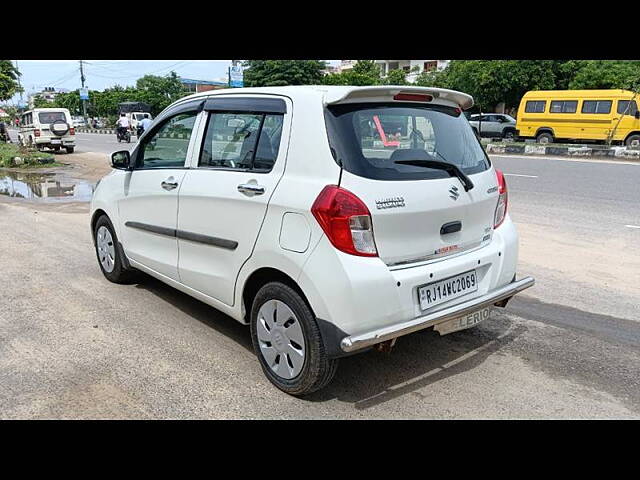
[516,89,640,146]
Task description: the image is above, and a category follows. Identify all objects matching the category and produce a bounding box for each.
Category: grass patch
[0,143,59,168]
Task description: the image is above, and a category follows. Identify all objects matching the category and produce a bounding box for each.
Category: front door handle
[161,178,178,191]
[237,183,265,196]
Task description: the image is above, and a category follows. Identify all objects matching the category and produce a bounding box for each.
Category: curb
[486,143,640,160]
[77,128,116,135]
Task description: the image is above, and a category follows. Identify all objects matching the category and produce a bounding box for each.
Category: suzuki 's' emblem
[449,185,460,200]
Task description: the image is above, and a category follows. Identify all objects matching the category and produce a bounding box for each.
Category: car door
[118,103,202,280]
[177,96,290,306]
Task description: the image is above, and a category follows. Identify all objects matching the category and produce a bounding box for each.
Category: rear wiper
[394,159,474,191]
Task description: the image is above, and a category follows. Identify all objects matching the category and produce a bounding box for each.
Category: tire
[117,136,121,143]
[250,282,339,396]
[65,147,75,154]
[625,134,640,148]
[536,132,554,144]
[93,215,137,284]
[503,129,516,141]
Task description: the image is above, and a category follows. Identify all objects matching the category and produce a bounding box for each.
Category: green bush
[0,142,55,168]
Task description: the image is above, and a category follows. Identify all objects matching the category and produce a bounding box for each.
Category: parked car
[18,108,75,153]
[90,86,534,396]
[72,116,87,128]
[468,113,518,140]
[516,89,640,145]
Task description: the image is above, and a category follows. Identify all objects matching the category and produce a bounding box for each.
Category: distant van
[18,108,76,153]
[516,90,640,147]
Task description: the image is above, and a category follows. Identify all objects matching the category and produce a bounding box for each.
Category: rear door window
[617,100,638,116]
[582,100,612,114]
[325,103,490,181]
[38,112,66,124]
[550,100,578,113]
[199,112,284,172]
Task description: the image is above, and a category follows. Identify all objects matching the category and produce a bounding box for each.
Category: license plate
[50,139,61,144]
[418,270,478,310]
[434,307,492,336]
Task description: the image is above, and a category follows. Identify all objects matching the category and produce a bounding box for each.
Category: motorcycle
[116,127,131,143]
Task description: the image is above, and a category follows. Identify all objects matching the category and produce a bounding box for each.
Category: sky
[7,60,341,105]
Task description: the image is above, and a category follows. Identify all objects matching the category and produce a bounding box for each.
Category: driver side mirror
[111,150,131,170]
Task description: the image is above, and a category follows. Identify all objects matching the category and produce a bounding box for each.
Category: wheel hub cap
[256,299,305,380]
[96,226,116,273]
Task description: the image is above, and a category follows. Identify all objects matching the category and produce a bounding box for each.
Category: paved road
[5,128,137,155]
[0,147,639,418]
[74,131,138,155]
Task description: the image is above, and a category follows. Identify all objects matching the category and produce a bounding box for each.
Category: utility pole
[79,60,87,120]
[15,60,23,110]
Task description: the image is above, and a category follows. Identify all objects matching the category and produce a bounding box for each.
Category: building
[338,60,358,72]
[375,60,450,83]
[338,60,450,82]
[179,78,228,93]
[27,87,69,109]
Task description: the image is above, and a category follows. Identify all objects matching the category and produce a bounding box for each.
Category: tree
[384,68,408,86]
[426,60,559,111]
[568,61,640,91]
[135,71,189,115]
[0,60,22,102]
[321,60,382,86]
[243,60,327,87]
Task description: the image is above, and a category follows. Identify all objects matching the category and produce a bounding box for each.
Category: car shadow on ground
[133,274,255,353]
[133,273,526,408]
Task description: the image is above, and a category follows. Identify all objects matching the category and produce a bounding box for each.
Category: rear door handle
[161,178,179,191]
[237,183,265,196]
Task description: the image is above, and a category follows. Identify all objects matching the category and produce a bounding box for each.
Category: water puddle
[0,170,94,203]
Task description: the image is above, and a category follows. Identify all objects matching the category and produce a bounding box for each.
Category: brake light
[34,129,40,137]
[69,127,75,135]
[393,93,433,102]
[494,169,508,228]
[311,185,378,257]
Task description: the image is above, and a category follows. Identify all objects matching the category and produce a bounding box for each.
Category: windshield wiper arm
[394,159,474,191]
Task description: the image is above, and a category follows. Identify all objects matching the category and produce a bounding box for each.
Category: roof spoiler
[323,86,474,110]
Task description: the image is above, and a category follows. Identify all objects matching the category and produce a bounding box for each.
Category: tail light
[69,127,75,135]
[34,129,40,137]
[393,93,433,102]
[311,185,378,257]
[494,169,508,228]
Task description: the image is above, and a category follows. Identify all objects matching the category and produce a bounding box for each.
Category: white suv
[19,108,76,153]
[90,86,534,396]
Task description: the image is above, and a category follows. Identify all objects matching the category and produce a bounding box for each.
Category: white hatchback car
[90,86,534,396]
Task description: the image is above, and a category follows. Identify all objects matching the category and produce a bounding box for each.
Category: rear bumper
[340,276,534,352]
[35,137,75,145]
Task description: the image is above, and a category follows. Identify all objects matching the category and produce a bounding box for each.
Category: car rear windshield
[324,103,490,181]
[39,112,66,124]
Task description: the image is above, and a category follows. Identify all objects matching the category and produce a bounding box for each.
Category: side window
[525,100,546,113]
[138,112,198,169]
[582,100,612,114]
[617,100,638,116]
[199,112,284,172]
[550,100,578,113]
